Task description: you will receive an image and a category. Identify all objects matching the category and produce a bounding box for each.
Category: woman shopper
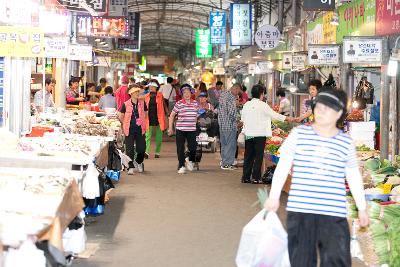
[144,79,167,159]
[265,88,369,267]
[241,84,292,184]
[168,84,198,174]
[118,86,147,175]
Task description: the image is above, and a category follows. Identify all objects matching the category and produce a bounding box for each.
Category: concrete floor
[74,140,366,267]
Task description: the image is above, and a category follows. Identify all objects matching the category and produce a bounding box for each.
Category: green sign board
[336,0,376,43]
[196,29,212,58]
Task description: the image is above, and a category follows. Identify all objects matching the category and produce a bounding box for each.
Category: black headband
[314,92,344,112]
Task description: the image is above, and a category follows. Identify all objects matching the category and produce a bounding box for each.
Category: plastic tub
[366,194,390,202]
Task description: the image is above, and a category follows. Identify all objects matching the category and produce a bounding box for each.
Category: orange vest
[123,99,147,136]
[145,92,166,131]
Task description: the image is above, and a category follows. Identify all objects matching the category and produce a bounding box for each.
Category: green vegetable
[375,166,397,175]
[365,158,381,171]
[356,144,371,151]
[380,159,392,169]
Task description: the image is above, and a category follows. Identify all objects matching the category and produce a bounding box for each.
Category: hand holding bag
[237,131,245,147]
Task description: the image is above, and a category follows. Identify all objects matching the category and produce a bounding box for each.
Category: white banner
[292,54,307,71]
[343,39,382,64]
[68,44,93,61]
[308,45,340,65]
[230,3,252,46]
[255,61,272,74]
[45,37,69,59]
[255,25,281,51]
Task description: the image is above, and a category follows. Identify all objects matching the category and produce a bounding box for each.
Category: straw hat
[128,86,140,94]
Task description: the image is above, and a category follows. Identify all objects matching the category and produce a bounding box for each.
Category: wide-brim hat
[146,82,159,88]
[128,87,140,94]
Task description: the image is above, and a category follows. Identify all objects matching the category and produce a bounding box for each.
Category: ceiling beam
[132,8,209,19]
[128,0,228,11]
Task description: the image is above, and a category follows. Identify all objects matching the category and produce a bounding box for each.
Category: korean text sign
[308,45,340,65]
[230,3,252,46]
[196,29,212,58]
[342,39,382,64]
[118,12,141,50]
[45,38,69,59]
[210,12,226,44]
[376,0,400,35]
[77,16,129,38]
[61,0,107,13]
[0,26,44,57]
[337,0,376,43]
[255,25,280,50]
[303,0,335,11]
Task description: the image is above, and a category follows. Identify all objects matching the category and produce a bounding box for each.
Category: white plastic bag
[63,225,87,254]
[237,131,245,147]
[4,240,46,267]
[82,162,100,199]
[236,210,290,267]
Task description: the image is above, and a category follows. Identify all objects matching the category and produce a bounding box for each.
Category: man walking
[208,81,224,108]
[159,77,176,113]
[218,84,240,170]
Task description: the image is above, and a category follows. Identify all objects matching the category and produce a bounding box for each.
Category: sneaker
[177,167,186,174]
[137,163,144,173]
[186,161,194,171]
[144,152,149,159]
[221,165,237,170]
[127,168,134,175]
[233,160,238,166]
[155,154,160,158]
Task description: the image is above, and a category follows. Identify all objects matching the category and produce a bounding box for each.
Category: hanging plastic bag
[82,162,100,199]
[63,225,87,254]
[236,210,290,267]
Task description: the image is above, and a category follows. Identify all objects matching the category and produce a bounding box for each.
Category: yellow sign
[0,26,44,57]
[110,50,134,63]
[323,12,337,44]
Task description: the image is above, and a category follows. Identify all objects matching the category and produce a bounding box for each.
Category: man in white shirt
[159,77,176,112]
[240,84,293,183]
[34,78,55,112]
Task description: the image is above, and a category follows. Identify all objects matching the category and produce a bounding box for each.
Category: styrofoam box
[353,140,375,149]
[350,131,375,141]
[348,121,376,132]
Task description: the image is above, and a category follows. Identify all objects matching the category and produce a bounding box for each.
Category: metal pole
[292,0,297,26]
[278,0,284,33]
[380,38,390,159]
[42,57,46,113]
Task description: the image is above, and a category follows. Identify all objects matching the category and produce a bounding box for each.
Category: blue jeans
[220,129,237,166]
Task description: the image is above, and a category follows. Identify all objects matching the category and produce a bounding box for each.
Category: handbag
[237,131,245,146]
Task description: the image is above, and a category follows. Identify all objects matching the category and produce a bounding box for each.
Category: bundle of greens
[368,202,400,266]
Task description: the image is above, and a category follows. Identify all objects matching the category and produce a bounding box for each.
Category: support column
[380,38,390,159]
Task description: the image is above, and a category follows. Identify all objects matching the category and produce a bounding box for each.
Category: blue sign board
[210,11,226,44]
[0,57,3,127]
[230,3,252,46]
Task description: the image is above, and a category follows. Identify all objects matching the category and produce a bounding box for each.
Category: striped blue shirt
[280,125,358,218]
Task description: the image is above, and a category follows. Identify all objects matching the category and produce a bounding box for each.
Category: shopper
[119,86,147,174]
[159,77,176,111]
[276,89,291,116]
[241,85,291,184]
[87,83,99,103]
[295,79,322,123]
[129,76,136,87]
[144,80,167,159]
[239,85,249,105]
[98,86,117,110]
[96,78,107,96]
[115,75,130,111]
[66,77,84,105]
[265,88,369,267]
[208,81,224,108]
[34,78,55,112]
[197,92,214,111]
[218,84,240,170]
[168,84,198,174]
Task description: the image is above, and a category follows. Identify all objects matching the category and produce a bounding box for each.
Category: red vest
[123,99,147,136]
[144,92,167,131]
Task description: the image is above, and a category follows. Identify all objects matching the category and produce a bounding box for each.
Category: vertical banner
[117,12,141,51]
[210,11,226,44]
[0,57,3,127]
[196,29,212,58]
[376,0,400,35]
[230,3,252,46]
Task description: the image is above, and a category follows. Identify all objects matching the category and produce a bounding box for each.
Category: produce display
[61,113,121,137]
[346,109,364,122]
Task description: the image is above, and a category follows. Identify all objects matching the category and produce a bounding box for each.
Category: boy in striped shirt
[265,88,369,267]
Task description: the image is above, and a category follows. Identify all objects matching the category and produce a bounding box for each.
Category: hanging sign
[255,25,281,50]
[68,44,92,61]
[376,0,400,35]
[110,50,134,63]
[213,67,225,75]
[336,0,376,43]
[303,0,335,11]
[60,0,107,14]
[87,56,111,66]
[117,12,141,51]
[343,38,382,64]
[0,26,44,57]
[108,0,127,17]
[230,3,252,46]
[308,45,340,65]
[195,29,212,58]
[292,54,307,71]
[248,64,256,75]
[255,61,272,74]
[45,37,69,58]
[0,57,3,127]
[210,11,226,44]
[77,16,129,38]
[282,53,293,70]
[0,0,40,27]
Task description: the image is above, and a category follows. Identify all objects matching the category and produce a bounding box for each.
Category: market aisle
[75,140,366,267]
[74,140,263,267]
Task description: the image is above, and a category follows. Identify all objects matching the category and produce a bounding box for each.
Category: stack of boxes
[348,121,376,149]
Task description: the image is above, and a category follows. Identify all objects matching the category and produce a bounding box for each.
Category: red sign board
[77,16,129,38]
[376,0,400,35]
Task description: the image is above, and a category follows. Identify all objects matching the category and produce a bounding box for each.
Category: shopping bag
[237,131,245,147]
[236,210,290,267]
